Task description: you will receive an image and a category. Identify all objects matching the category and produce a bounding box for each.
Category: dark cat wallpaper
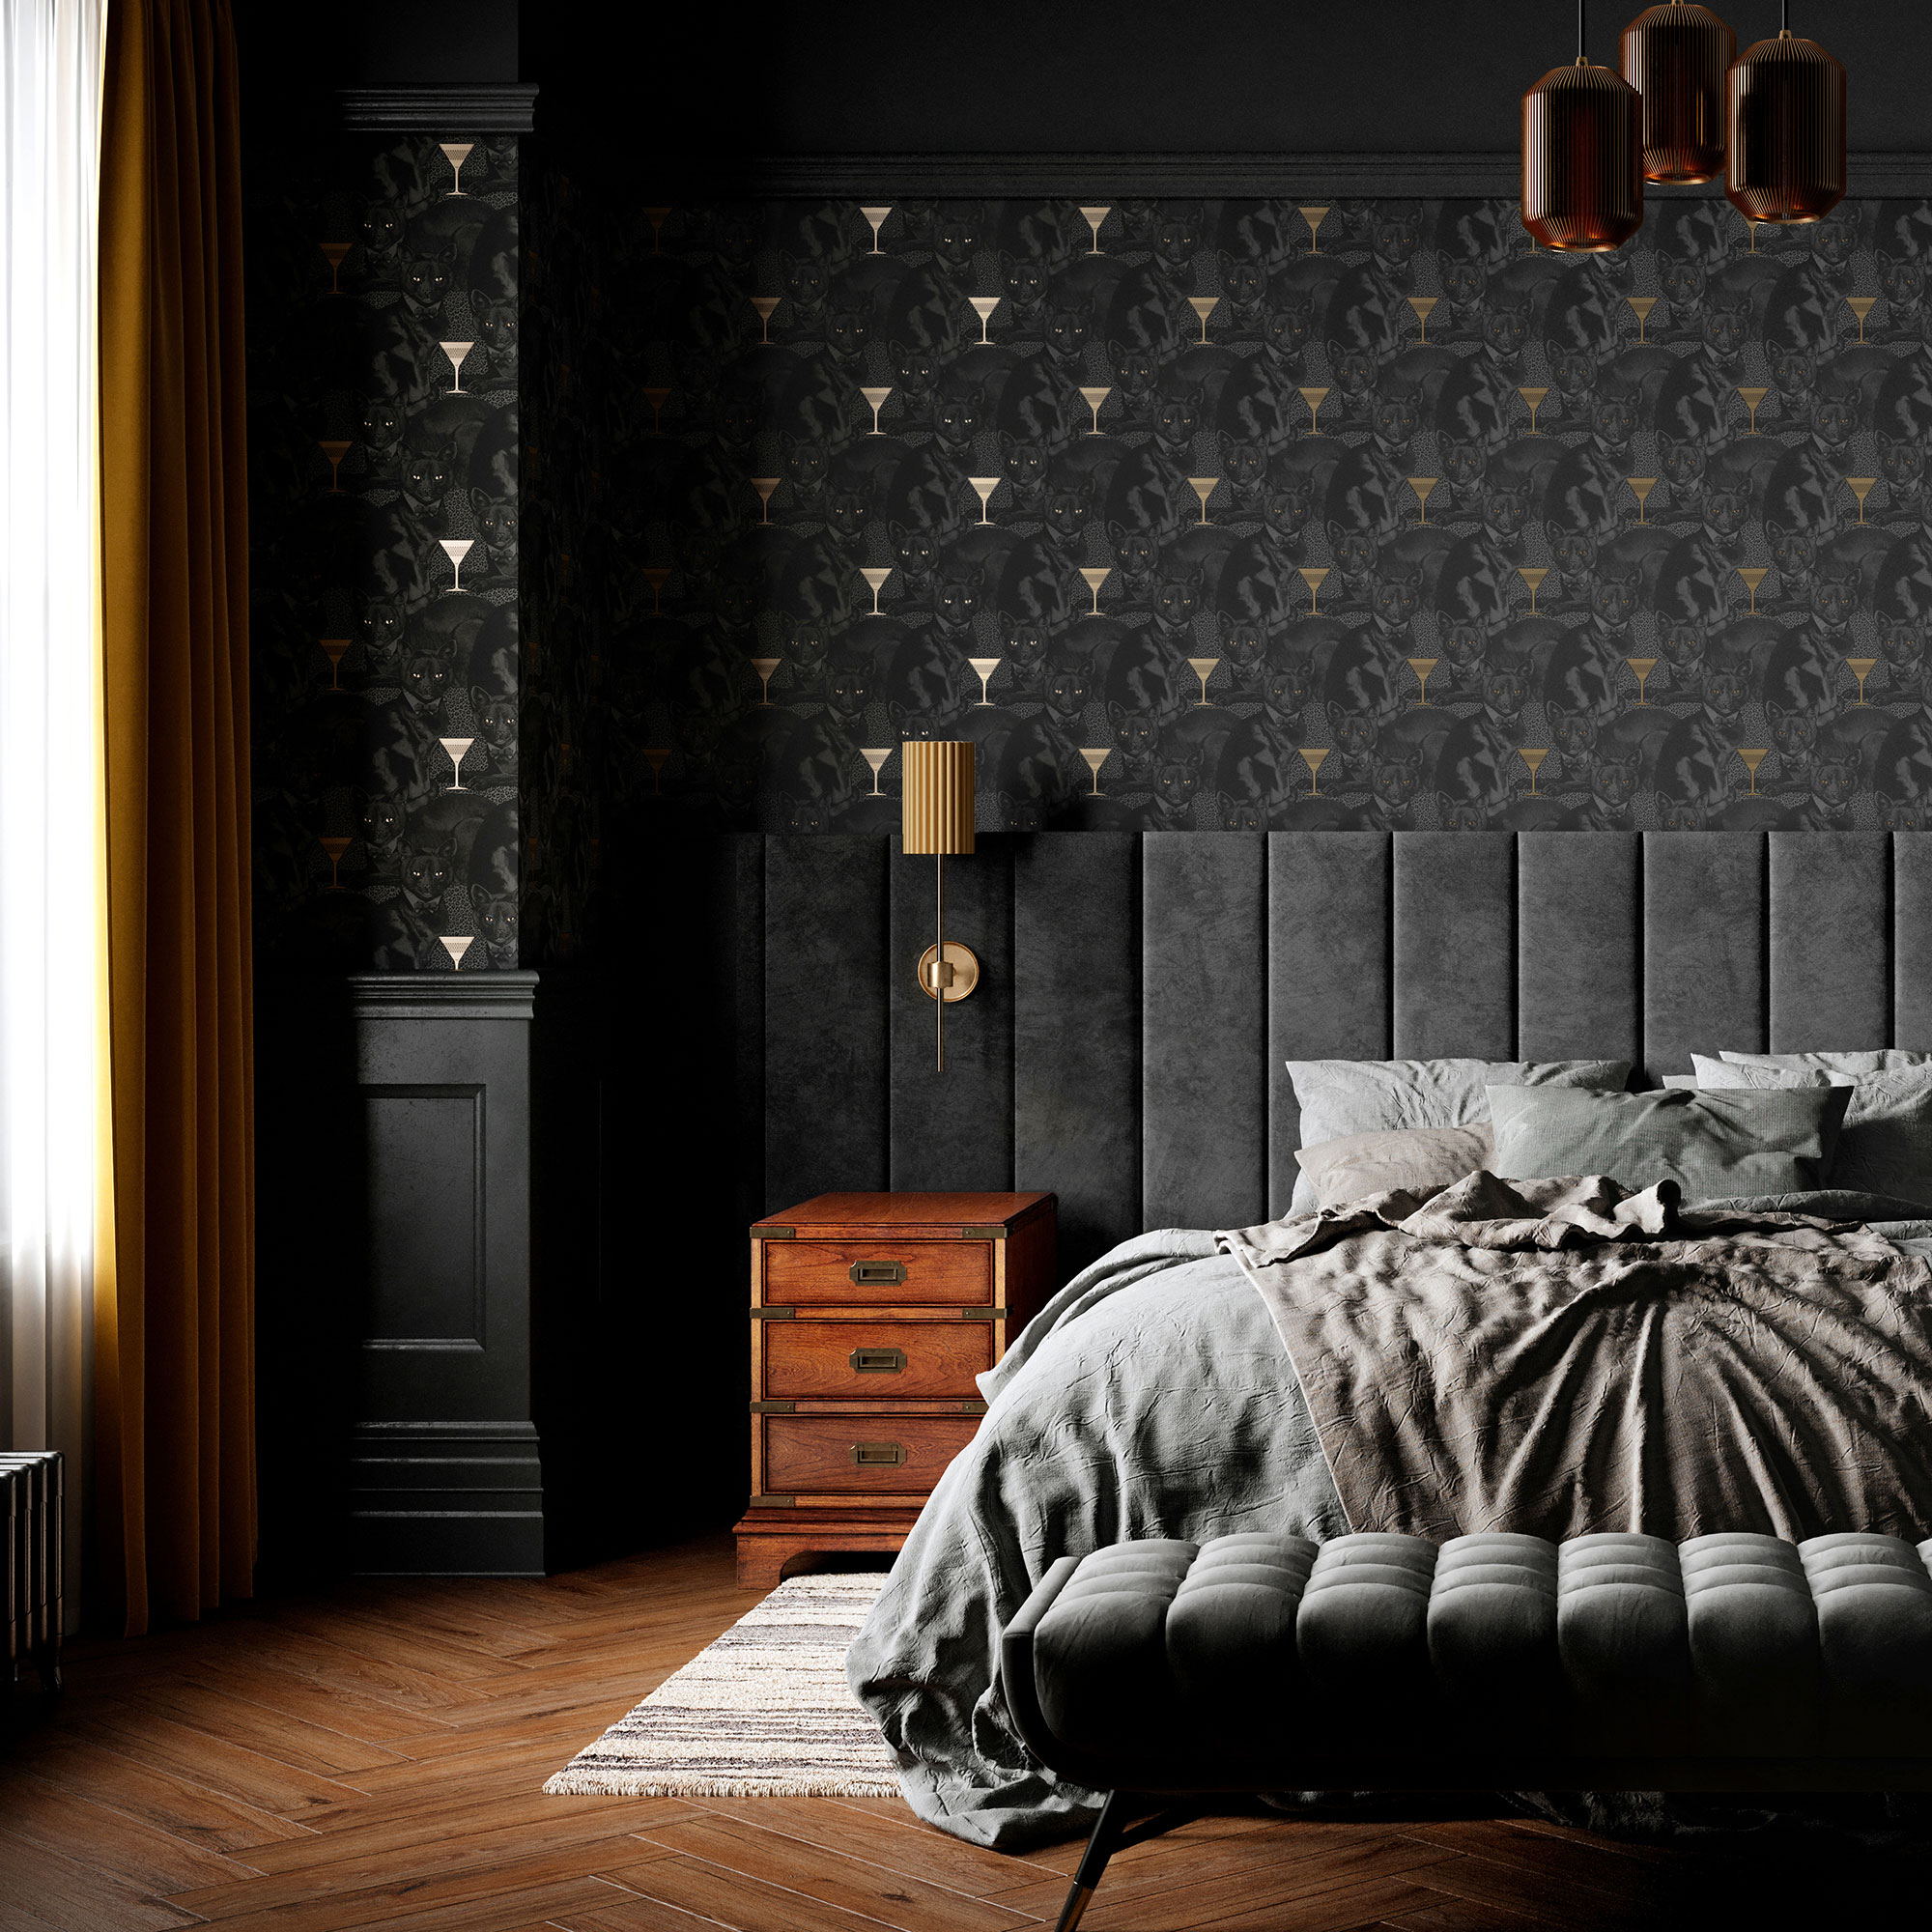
[252,158,1932,967]
[247,133,520,970]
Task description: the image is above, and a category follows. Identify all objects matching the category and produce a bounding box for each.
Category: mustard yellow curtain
[97,0,255,1635]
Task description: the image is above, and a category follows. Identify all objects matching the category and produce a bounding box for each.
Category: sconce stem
[936,851,945,1072]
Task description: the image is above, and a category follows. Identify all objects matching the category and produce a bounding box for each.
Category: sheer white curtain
[0,0,106,1621]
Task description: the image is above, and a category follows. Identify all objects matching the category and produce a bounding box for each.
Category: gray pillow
[1487,1084,1852,1203]
[1693,1057,1932,1207]
[1294,1124,1495,1209]
[1286,1059,1631,1212]
[1719,1048,1932,1077]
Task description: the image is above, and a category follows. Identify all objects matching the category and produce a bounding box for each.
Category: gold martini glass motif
[320,837,350,890]
[1737,567,1768,616]
[751,658,781,706]
[968,477,1000,523]
[1407,477,1437,524]
[1847,297,1877,343]
[1737,386,1769,435]
[862,749,892,796]
[1520,387,1548,435]
[1627,656,1658,705]
[319,242,351,294]
[969,297,1000,343]
[1519,567,1548,615]
[641,568,669,615]
[862,386,893,435]
[1299,567,1328,617]
[440,936,472,970]
[968,659,1001,706]
[643,749,671,793]
[1187,657,1219,706]
[1737,749,1769,795]
[1080,748,1111,795]
[1298,206,1329,253]
[1626,296,1658,343]
[1629,476,1658,524]
[1846,656,1878,704]
[440,341,472,393]
[320,638,350,690]
[1189,477,1218,525]
[440,538,473,593]
[643,387,669,434]
[860,206,892,253]
[1407,296,1437,343]
[1188,296,1220,344]
[860,567,892,615]
[1406,657,1437,704]
[642,208,669,253]
[1298,386,1328,435]
[751,297,780,343]
[440,737,474,792]
[1080,206,1111,254]
[1848,477,1878,524]
[1300,747,1329,795]
[752,478,779,524]
[320,439,351,493]
[1080,386,1111,435]
[1519,748,1549,796]
[440,142,473,197]
[1080,566,1112,613]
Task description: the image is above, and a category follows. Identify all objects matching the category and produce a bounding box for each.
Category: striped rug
[541,1572,900,1799]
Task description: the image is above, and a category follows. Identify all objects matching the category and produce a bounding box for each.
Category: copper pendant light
[1726,3,1846,224]
[1521,0,1644,252]
[1620,0,1735,184]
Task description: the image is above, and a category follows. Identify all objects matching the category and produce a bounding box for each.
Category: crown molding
[628,149,1932,199]
[335,83,538,132]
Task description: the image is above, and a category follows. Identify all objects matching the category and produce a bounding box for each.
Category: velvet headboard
[739,832,1932,1279]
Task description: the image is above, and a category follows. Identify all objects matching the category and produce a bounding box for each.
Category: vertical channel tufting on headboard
[745,832,1932,1269]
[1768,836,1889,1054]
[1142,836,1266,1235]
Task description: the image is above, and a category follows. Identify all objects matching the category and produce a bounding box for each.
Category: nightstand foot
[732,1505,922,1592]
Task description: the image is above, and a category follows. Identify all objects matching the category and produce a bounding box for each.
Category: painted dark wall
[526,1,1932,156]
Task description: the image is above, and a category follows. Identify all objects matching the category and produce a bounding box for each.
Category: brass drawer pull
[850,1346,906,1375]
[849,1440,907,1468]
[849,1260,906,1287]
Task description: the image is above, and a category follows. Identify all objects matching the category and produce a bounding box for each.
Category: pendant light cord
[1578,0,1585,61]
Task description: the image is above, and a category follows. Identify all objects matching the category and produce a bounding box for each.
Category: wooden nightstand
[733,1191,1057,1590]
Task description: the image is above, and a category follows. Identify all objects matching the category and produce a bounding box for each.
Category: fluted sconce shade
[1726,29,1845,224]
[900,741,976,855]
[1521,59,1645,253]
[1621,1,1735,184]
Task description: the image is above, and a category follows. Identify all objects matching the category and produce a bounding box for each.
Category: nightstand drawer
[764,1320,991,1399]
[764,1238,992,1306]
[763,1414,981,1494]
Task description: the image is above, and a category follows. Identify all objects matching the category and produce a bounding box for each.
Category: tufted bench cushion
[1005,1528,1932,1796]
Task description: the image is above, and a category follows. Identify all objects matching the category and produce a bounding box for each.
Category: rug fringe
[542,1771,900,1799]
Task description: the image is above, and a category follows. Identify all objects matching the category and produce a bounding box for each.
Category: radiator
[1,1451,62,1694]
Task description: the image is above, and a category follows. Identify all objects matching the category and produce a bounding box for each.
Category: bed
[825,832,1932,1849]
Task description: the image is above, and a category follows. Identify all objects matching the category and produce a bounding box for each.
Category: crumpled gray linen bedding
[845,1185,1932,1851]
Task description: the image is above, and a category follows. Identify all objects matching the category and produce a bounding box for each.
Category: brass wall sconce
[901,740,978,1072]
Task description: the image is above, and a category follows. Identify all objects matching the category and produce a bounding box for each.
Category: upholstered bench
[1001,1529,1932,1931]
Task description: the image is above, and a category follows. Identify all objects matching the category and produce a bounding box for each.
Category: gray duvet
[845,1189,1932,1851]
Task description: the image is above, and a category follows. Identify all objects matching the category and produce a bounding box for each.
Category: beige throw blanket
[1222,1172,1932,1543]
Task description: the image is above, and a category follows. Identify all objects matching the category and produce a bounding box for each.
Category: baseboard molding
[346,1420,545,1577]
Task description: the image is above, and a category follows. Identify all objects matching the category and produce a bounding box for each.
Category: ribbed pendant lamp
[1522,0,1644,252]
[1725,2,1845,224]
[1620,0,1735,184]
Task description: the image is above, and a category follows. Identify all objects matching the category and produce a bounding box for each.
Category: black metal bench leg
[1054,1789,1133,1932]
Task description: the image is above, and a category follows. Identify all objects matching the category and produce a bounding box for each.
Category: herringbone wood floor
[0,1534,1918,1930]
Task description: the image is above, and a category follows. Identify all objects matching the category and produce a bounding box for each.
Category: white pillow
[1286,1058,1631,1213]
[1719,1048,1932,1077]
[1692,1055,1932,1207]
